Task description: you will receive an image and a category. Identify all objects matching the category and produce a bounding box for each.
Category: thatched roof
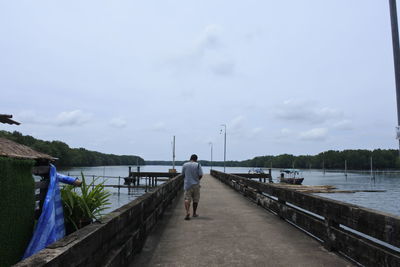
[0,137,55,160]
[0,114,20,125]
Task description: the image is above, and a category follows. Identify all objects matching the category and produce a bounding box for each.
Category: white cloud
[230,115,246,132]
[179,89,195,99]
[17,110,43,124]
[248,127,263,138]
[333,119,353,130]
[280,128,292,136]
[55,110,92,126]
[210,60,235,76]
[109,118,127,128]
[166,24,236,76]
[275,99,342,125]
[299,128,328,141]
[195,24,222,53]
[151,122,167,132]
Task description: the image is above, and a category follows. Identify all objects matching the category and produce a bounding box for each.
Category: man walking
[182,154,203,220]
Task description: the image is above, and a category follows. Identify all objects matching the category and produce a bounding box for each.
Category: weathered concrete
[212,170,400,266]
[15,174,183,267]
[131,174,352,267]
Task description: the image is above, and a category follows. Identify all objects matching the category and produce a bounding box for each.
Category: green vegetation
[0,131,145,168]
[0,157,35,266]
[147,149,400,170]
[61,173,111,233]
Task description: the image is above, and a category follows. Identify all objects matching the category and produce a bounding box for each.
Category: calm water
[62,165,400,217]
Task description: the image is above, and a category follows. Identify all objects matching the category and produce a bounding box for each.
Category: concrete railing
[16,174,184,267]
[211,170,400,267]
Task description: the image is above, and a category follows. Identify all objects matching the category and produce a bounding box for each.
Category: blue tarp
[23,165,77,259]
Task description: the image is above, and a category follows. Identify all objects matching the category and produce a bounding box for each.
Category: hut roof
[0,137,55,160]
[0,114,20,125]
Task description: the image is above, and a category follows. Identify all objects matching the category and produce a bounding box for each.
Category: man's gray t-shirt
[182,161,203,190]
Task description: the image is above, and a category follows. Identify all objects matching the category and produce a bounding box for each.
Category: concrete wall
[15,174,183,267]
[211,170,400,267]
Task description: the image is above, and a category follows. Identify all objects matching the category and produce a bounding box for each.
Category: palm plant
[61,173,111,233]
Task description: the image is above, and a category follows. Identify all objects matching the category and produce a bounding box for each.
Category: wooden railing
[17,174,184,266]
[211,170,400,267]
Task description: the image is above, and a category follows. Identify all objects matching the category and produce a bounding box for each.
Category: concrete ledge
[211,170,400,267]
[15,175,183,267]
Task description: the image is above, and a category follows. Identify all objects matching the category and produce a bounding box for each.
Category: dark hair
[190,154,198,161]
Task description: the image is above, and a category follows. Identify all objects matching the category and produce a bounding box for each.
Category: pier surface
[131,174,351,267]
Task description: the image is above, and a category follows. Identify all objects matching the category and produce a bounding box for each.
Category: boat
[248,168,265,174]
[278,169,304,185]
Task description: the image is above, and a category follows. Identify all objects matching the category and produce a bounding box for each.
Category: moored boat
[279,169,304,185]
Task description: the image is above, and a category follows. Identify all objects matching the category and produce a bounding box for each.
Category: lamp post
[209,142,213,170]
[389,0,400,155]
[220,124,227,172]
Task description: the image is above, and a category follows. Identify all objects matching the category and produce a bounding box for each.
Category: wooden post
[268,168,272,183]
[118,176,120,195]
[137,166,141,186]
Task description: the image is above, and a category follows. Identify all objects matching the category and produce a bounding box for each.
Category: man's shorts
[184,184,200,203]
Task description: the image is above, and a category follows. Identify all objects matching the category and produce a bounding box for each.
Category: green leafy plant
[61,173,111,233]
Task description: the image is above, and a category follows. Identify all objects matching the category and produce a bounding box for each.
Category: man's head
[190,154,198,162]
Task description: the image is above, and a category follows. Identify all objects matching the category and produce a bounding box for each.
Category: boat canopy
[280,169,300,174]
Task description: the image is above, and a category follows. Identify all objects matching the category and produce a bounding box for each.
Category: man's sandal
[184,214,191,220]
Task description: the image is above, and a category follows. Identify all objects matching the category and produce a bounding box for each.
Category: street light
[209,142,213,170]
[220,124,227,172]
[388,0,400,156]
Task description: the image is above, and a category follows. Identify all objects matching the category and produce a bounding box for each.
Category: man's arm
[198,164,203,180]
[182,164,186,178]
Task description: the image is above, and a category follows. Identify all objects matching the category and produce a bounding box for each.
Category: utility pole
[209,142,213,170]
[389,0,400,156]
[172,136,176,170]
[221,124,227,172]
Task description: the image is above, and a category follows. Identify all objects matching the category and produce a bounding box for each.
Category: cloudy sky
[0,0,398,161]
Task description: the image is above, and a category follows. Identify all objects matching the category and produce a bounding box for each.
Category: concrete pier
[131,174,351,267]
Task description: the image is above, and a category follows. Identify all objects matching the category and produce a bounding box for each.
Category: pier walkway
[131,174,351,267]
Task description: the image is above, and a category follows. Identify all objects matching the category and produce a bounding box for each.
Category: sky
[0,0,399,161]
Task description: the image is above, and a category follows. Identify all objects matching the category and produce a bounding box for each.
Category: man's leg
[192,202,198,217]
[185,199,191,218]
[192,185,200,217]
[184,189,191,220]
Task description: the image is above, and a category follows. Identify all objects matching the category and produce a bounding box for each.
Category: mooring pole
[389,0,400,156]
[118,176,120,195]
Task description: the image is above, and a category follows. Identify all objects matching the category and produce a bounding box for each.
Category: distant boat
[248,168,265,174]
[279,169,304,185]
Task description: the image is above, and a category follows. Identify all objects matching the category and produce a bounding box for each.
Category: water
[61,165,400,217]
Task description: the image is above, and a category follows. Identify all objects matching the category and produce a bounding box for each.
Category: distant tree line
[147,149,400,170]
[0,131,145,168]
